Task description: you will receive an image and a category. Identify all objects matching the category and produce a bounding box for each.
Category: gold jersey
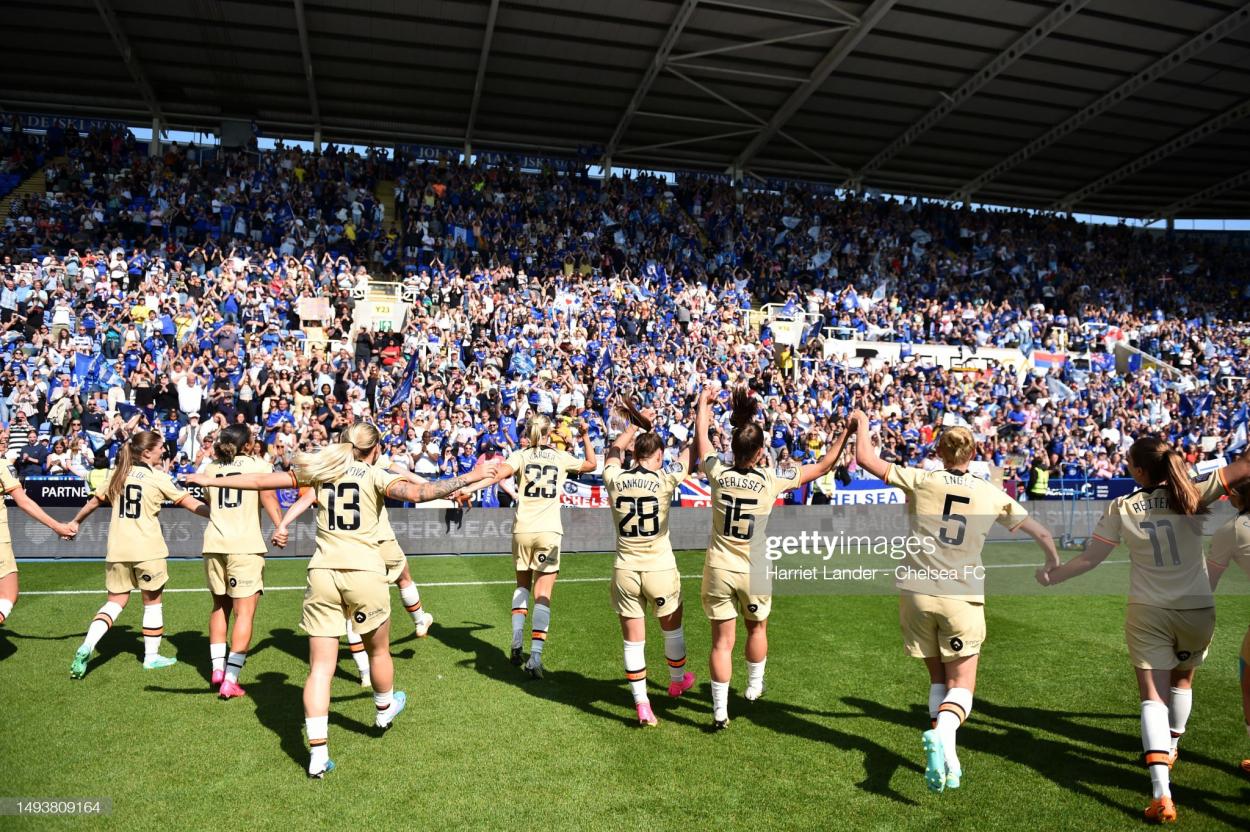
[505,446,583,535]
[1209,511,1250,575]
[886,464,1029,602]
[604,460,686,571]
[290,463,404,572]
[201,455,272,555]
[700,453,796,573]
[0,463,21,544]
[94,464,189,563]
[1092,470,1227,609]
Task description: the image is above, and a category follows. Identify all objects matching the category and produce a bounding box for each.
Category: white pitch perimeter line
[16,561,1130,596]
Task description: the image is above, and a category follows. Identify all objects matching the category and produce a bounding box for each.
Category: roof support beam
[858,0,1090,179]
[668,26,850,63]
[292,0,319,126]
[93,0,162,119]
[676,63,807,83]
[730,0,898,171]
[1054,97,1250,211]
[606,0,700,158]
[1142,168,1250,226]
[700,0,857,27]
[951,2,1250,201]
[465,0,500,149]
[620,128,759,156]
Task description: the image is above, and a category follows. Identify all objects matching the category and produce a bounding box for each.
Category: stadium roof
[4,0,1250,219]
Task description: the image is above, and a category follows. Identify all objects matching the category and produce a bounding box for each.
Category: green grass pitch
[2,546,1249,831]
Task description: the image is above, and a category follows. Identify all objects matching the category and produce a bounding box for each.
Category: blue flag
[72,353,95,386]
[387,352,420,411]
[1180,392,1213,419]
[779,298,799,319]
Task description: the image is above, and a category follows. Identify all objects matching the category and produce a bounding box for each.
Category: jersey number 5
[939,494,971,546]
[119,484,143,519]
[522,464,559,499]
[616,495,660,538]
[720,494,758,541]
[322,482,362,531]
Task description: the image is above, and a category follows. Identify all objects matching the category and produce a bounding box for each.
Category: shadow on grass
[167,628,211,684]
[147,670,373,772]
[252,627,373,685]
[727,692,922,805]
[1,625,84,661]
[840,696,1248,826]
[437,620,706,730]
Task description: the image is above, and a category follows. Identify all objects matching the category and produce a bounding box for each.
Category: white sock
[510,587,529,649]
[711,680,730,722]
[531,603,550,659]
[1142,699,1172,799]
[399,583,424,624]
[82,601,124,651]
[225,651,247,684]
[662,626,688,682]
[746,658,766,691]
[1168,686,1191,751]
[936,687,973,772]
[346,621,371,681]
[374,688,394,713]
[306,715,329,772]
[624,640,648,704]
[929,683,948,723]
[141,604,164,659]
[210,642,227,672]
[0,598,13,625]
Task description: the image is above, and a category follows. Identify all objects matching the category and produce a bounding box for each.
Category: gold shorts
[513,532,561,574]
[701,565,770,622]
[611,567,682,619]
[105,559,169,594]
[379,539,407,583]
[898,592,985,661]
[301,568,391,638]
[0,541,15,579]
[1125,604,1214,671]
[203,553,265,598]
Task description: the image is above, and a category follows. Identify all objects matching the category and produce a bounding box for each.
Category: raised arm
[693,387,713,465]
[850,409,889,480]
[577,419,597,473]
[605,423,639,468]
[795,423,855,487]
[1036,535,1115,587]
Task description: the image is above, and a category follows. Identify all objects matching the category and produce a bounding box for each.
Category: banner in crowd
[1002,477,1140,501]
[818,479,907,505]
[560,479,609,508]
[12,112,132,134]
[397,143,584,173]
[677,479,786,508]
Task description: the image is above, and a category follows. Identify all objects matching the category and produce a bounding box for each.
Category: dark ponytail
[1129,437,1205,517]
[213,424,251,464]
[729,386,764,466]
[615,393,652,431]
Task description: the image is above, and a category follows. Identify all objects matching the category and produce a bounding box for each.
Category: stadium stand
[0,123,1247,499]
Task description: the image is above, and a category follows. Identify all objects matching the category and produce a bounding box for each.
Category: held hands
[271,525,289,549]
[1034,566,1053,587]
[58,521,78,540]
[471,458,501,482]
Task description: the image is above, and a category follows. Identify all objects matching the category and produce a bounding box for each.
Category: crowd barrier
[12,500,1236,561]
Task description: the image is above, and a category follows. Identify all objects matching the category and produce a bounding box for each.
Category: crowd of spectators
[1,122,1248,501]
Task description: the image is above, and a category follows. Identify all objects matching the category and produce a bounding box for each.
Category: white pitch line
[15,561,1128,597]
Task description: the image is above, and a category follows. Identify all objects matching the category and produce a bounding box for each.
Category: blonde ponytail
[292,422,381,485]
[525,415,552,448]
